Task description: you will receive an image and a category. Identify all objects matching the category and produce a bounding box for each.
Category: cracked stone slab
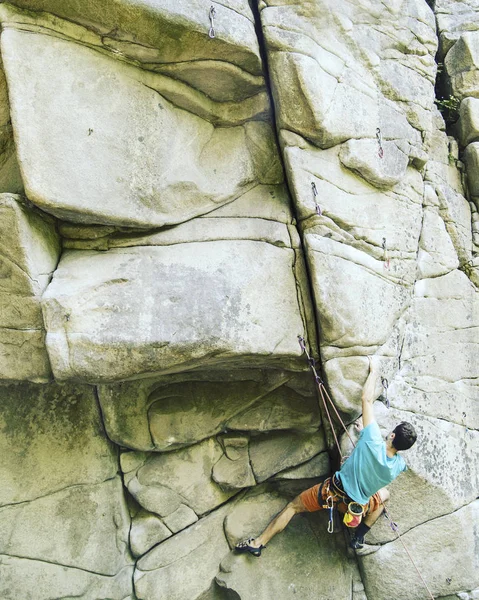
[130,509,172,558]
[0,194,59,381]
[457,97,479,146]
[249,430,326,483]
[259,0,435,150]
[0,381,117,507]
[1,29,280,228]
[42,241,308,382]
[122,438,235,517]
[0,477,132,575]
[135,502,232,600]
[360,500,479,600]
[0,556,133,600]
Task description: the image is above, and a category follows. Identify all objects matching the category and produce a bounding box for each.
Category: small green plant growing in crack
[435,94,460,124]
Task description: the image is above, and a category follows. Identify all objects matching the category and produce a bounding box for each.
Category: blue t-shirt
[335,421,407,504]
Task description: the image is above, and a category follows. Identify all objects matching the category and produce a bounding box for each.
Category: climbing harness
[311,181,322,216]
[208,6,216,38]
[376,127,384,159]
[297,336,436,600]
[382,237,390,270]
[381,377,390,408]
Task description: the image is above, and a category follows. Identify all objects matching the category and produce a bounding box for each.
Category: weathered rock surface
[0,382,117,506]
[135,503,231,600]
[360,500,479,600]
[122,438,236,518]
[42,241,309,382]
[98,371,318,451]
[0,65,22,194]
[0,557,133,600]
[1,28,277,228]
[0,194,59,381]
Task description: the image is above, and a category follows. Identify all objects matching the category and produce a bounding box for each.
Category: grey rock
[360,501,479,600]
[250,430,326,483]
[4,0,262,76]
[0,382,117,507]
[0,477,132,575]
[98,371,292,451]
[0,557,133,600]
[218,502,355,600]
[130,510,172,557]
[124,438,235,517]
[162,505,198,534]
[135,503,231,600]
[457,98,479,146]
[0,194,59,381]
[42,242,308,382]
[213,434,255,489]
[339,138,409,189]
[2,30,279,228]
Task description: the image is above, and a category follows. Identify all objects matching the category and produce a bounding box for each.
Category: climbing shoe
[235,538,264,557]
[349,535,365,550]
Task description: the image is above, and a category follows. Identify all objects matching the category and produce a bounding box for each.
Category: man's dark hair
[392,422,417,450]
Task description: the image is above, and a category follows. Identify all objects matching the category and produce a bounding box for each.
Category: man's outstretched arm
[362,357,380,427]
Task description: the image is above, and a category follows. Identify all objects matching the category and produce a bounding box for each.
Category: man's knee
[378,488,390,503]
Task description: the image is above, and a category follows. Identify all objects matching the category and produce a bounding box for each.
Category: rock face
[0,1,478,600]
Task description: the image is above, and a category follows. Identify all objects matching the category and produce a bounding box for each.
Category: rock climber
[235,357,417,556]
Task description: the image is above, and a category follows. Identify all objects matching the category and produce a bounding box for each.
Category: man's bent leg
[364,487,389,527]
[236,481,326,554]
[350,487,389,550]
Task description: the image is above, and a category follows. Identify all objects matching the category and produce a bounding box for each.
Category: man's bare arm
[362,357,380,427]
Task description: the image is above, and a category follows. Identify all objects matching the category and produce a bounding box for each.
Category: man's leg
[350,487,389,549]
[236,482,324,555]
[253,494,309,548]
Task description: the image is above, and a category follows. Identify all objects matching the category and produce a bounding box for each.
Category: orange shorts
[299,477,381,514]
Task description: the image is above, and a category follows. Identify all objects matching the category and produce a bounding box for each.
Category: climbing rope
[297,336,436,600]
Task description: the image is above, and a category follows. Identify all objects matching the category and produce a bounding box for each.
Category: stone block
[98,371,293,451]
[0,477,132,575]
[123,438,235,517]
[249,430,325,483]
[464,143,479,196]
[0,557,133,600]
[457,98,479,146]
[135,503,231,600]
[42,242,308,382]
[0,194,60,381]
[360,501,479,600]
[3,0,262,76]
[1,29,279,228]
[130,510,172,557]
[0,382,117,507]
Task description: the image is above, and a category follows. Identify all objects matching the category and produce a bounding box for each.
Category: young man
[235,357,417,556]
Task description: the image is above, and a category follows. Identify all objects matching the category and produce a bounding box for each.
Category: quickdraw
[311,181,322,216]
[208,6,216,38]
[376,127,384,159]
[381,377,390,408]
[382,237,390,270]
